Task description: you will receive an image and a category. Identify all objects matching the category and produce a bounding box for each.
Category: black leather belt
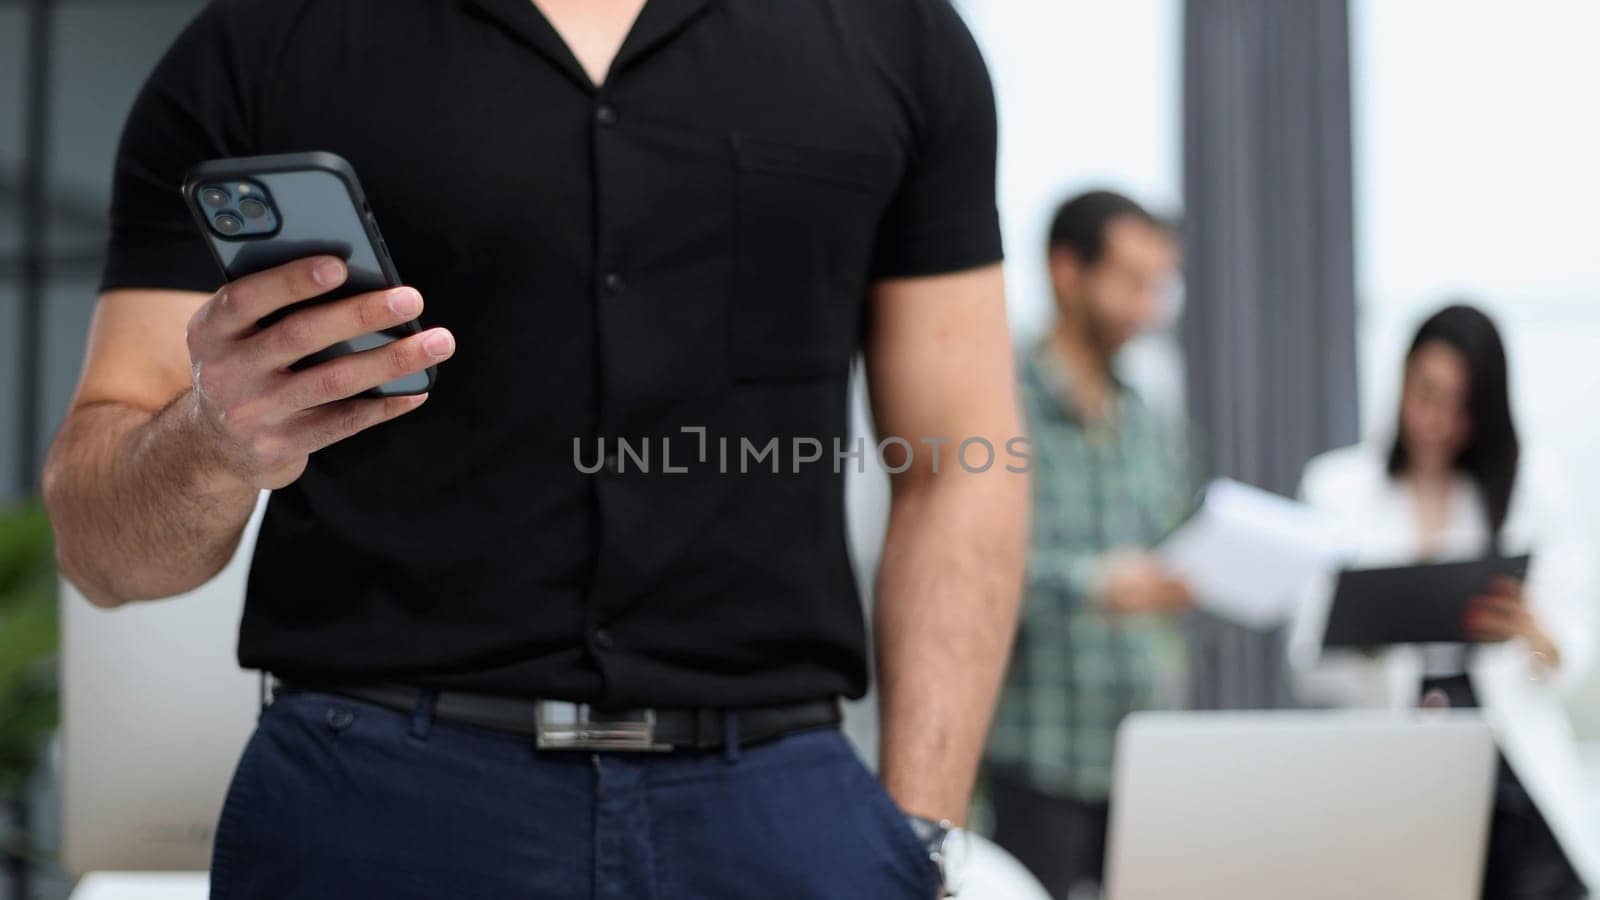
[271,677,842,753]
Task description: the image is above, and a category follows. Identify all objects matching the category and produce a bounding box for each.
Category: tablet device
[1321,554,1531,648]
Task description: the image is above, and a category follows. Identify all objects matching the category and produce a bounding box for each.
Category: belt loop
[410,688,440,740]
[695,708,714,749]
[721,710,741,763]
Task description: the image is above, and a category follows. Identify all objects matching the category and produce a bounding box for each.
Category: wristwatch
[905,814,971,896]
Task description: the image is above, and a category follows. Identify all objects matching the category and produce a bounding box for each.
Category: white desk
[70,872,209,900]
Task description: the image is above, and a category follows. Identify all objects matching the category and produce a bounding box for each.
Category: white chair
[960,832,1053,900]
[69,872,210,900]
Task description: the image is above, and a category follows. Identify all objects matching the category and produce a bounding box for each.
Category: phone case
[181,151,435,396]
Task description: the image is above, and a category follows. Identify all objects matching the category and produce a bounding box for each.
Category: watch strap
[904,814,955,893]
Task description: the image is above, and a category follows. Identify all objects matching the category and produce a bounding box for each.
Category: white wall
[1352,0,1600,731]
[60,497,266,874]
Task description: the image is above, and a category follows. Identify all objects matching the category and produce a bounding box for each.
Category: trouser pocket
[647,728,941,900]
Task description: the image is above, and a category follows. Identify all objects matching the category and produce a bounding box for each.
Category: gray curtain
[1181,0,1360,709]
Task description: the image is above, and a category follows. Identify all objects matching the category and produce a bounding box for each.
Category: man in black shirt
[43,0,1026,896]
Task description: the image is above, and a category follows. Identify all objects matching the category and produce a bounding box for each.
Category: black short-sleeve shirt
[103,0,1003,707]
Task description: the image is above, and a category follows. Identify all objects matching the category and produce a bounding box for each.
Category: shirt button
[603,452,621,474]
[593,628,615,649]
[602,272,627,295]
[595,104,619,126]
[325,706,355,731]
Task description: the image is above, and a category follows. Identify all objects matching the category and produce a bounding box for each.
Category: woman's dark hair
[1387,303,1520,542]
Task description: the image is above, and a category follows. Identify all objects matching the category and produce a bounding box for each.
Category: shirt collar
[1028,338,1129,427]
[465,0,714,93]
[620,0,715,74]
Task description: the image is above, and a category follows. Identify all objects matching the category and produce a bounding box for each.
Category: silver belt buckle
[534,701,673,752]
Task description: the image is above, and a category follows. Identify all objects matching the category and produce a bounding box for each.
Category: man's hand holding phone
[184,254,454,490]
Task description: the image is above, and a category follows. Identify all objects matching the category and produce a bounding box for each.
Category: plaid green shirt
[985,340,1194,801]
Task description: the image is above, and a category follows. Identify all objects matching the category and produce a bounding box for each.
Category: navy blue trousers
[208,687,940,899]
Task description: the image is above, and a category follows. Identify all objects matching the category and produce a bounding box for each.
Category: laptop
[60,494,268,874]
[1105,711,1496,900]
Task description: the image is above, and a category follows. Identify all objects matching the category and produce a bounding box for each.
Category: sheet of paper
[1157,478,1347,628]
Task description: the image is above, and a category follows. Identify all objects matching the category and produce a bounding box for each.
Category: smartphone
[181,151,434,396]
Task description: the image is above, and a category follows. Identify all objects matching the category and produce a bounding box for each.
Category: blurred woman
[1289,304,1599,899]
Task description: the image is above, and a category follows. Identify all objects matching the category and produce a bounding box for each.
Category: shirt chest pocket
[729,134,900,381]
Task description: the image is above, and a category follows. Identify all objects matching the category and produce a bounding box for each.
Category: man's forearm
[874,467,1027,824]
[42,391,259,607]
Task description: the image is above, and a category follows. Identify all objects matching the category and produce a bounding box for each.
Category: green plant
[0,501,58,799]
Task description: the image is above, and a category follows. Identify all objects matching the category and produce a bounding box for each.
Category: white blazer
[1287,443,1600,890]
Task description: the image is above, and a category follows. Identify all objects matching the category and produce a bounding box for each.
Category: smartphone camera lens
[237,198,268,219]
[213,212,244,236]
[200,187,230,209]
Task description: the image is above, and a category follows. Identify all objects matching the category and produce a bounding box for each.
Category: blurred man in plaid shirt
[984,191,1196,899]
